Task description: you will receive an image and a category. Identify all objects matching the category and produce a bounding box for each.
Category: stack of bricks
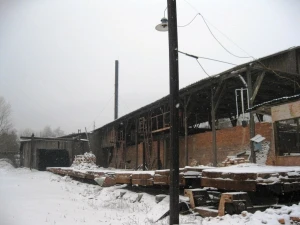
[222,157,248,167]
[72,152,96,165]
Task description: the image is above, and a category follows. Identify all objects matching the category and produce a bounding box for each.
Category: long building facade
[90,47,300,169]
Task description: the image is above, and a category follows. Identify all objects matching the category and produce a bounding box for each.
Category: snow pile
[71,152,98,170]
[2,165,300,225]
[0,158,14,173]
[205,163,293,173]
[202,204,300,225]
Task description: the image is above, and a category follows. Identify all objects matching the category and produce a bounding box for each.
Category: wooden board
[201,178,257,192]
[146,196,170,223]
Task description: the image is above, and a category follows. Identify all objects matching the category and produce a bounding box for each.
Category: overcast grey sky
[0,0,299,134]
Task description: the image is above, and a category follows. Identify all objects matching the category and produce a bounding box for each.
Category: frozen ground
[1,159,300,225]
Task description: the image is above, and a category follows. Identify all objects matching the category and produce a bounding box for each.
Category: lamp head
[155,17,168,32]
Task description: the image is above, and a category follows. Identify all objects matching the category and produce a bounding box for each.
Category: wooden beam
[211,88,217,166]
[135,118,139,170]
[251,71,265,102]
[213,82,227,111]
[184,95,191,166]
[247,67,256,163]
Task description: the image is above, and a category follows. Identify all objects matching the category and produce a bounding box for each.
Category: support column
[30,134,34,170]
[157,139,161,169]
[247,68,256,163]
[211,88,217,167]
[135,118,138,170]
[184,95,190,166]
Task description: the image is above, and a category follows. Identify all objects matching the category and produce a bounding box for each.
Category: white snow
[256,141,270,165]
[1,160,300,225]
[0,158,14,173]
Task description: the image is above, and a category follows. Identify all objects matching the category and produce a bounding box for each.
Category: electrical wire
[180,12,251,59]
[182,0,300,88]
[181,0,251,59]
[87,94,114,131]
[195,59,210,77]
[178,13,199,27]
[178,50,237,66]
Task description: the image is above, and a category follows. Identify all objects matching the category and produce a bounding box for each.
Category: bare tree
[0,130,19,153]
[53,127,64,137]
[0,96,13,134]
[19,128,35,137]
[40,126,65,138]
[0,96,19,154]
[40,125,55,138]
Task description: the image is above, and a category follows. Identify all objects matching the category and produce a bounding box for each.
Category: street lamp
[156,1,179,225]
[155,17,168,32]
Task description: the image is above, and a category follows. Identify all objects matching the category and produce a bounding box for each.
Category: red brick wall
[115,122,272,169]
[180,122,272,167]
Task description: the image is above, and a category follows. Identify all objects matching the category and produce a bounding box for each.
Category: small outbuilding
[20,136,89,170]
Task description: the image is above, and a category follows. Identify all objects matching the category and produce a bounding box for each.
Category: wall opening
[38,149,69,171]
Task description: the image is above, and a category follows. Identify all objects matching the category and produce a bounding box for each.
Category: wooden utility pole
[167,0,180,224]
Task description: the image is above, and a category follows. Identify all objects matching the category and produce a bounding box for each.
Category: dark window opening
[38,149,69,171]
[276,118,300,156]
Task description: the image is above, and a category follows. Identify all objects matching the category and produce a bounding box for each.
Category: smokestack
[114,60,119,120]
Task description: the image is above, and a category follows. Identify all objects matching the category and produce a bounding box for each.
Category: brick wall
[114,122,273,169]
[180,122,272,166]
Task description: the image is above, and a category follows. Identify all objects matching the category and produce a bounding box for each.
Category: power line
[180,12,251,59]
[182,0,300,88]
[178,50,237,65]
[195,59,210,77]
[181,0,251,59]
[87,94,114,131]
[178,13,199,27]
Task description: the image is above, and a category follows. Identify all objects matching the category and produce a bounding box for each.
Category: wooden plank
[201,178,257,192]
[151,127,170,134]
[115,173,131,184]
[194,207,218,217]
[153,175,169,185]
[132,178,153,186]
[271,100,300,121]
[251,71,265,102]
[132,173,153,179]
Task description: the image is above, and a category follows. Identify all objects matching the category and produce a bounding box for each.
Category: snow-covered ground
[1,159,300,225]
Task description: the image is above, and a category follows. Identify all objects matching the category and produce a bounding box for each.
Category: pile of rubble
[222,156,249,166]
[71,152,98,170]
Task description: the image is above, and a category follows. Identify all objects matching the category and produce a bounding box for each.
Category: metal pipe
[114,60,119,120]
[246,88,250,109]
[238,75,248,88]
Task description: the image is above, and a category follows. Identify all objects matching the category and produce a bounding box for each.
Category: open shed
[90,47,300,169]
[20,136,89,170]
